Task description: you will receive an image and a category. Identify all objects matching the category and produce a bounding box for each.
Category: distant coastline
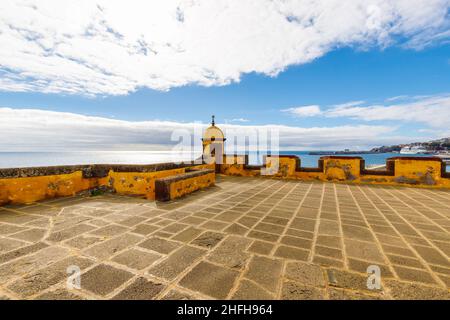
[310,136,450,156]
[1,151,448,170]
[309,151,381,155]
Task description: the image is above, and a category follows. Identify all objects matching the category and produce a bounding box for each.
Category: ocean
[0,151,447,170]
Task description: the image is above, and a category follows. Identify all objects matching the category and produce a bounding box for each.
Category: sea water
[0,151,447,170]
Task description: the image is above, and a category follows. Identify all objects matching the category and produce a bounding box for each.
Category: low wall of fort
[219,155,450,188]
[0,155,448,205]
[0,162,214,205]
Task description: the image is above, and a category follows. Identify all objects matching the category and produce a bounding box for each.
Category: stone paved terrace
[0,176,449,300]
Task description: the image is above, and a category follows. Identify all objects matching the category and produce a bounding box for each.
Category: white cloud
[0,0,448,95]
[325,94,450,128]
[0,107,406,151]
[230,118,250,123]
[385,95,409,102]
[330,101,366,109]
[282,105,321,117]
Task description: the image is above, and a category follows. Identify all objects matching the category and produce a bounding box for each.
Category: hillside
[371,137,450,153]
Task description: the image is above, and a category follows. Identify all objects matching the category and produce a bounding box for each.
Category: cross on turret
[211,115,215,126]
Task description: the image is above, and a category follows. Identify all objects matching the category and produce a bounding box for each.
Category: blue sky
[1,45,449,127]
[0,1,449,151]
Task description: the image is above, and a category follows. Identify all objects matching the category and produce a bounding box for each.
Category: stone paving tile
[281,281,325,300]
[52,216,92,232]
[385,280,450,300]
[315,235,342,249]
[326,268,383,294]
[274,246,309,261]
[7,256,94,298]
[0,176,449,300]
[284,262,326,287]
[412,245,449,266]
[64,235,103,249]
[84,233,142,260]
[231,280,274,300]
[112,249,161,270]
[161,289,198,300]
[47,223,96,242]
[314,245,343,260]
[88,224,129,237]
[191,232,224,249]
[0,242,48,265]
[0,246,69,283]
[327,288,383,300]
[138,236,181,254]
[244,256,283,293]
[347,258,394,278]
[131,224,159,235]
[0,238,27,253]
[344,238,386,263]
[381,244,416,257]
[117,216,147,227]
[248,230,279,242]
[160,223,189,234]
[342,224,375,242]
[0,224,27,235]
[112,277,165,300]
[224,223,248,235]
[280,236,312,250]
[431,264,450,275]
[247,241,274,255]
[207,236,252,270]
[318,220,341,236]
[81,264,134,296]
[387,254,426,269]
[9,228,46,242]
[438,274,450,287]
[172,227,203,242]
[34,289,86,300]
[154,231,174,238]
[0,212,41,224]
[286,228,314,240]
[147,245,206,280]
[179,261,239,299]
[200,220,229,231]
[392,266,438,285]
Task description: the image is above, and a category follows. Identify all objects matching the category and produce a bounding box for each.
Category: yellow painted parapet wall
[219,155,450,188]
[1,155,448,205]
[0,162,215,205]
[155,169,215,201]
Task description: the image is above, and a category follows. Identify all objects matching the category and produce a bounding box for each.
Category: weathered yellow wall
[169,172,215,200]
[1,157,448,206]
[0,163,217,205]
[392,158,442,185]
[108,168,186,200]
[219,155,450,189]
[186,163,216,171]
[0,171,98,205]
[220,163,255,177]
[322,158,361,181]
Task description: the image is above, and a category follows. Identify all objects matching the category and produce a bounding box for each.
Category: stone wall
[155,169,215,201]
[0,162,215,205]
[219,155,450,188]
[0,155,448,205]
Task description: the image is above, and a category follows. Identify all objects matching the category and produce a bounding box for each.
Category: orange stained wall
[168,172,216,200]
[0,163,216,205]
[0,171,98,205]
[219,155,450,189]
